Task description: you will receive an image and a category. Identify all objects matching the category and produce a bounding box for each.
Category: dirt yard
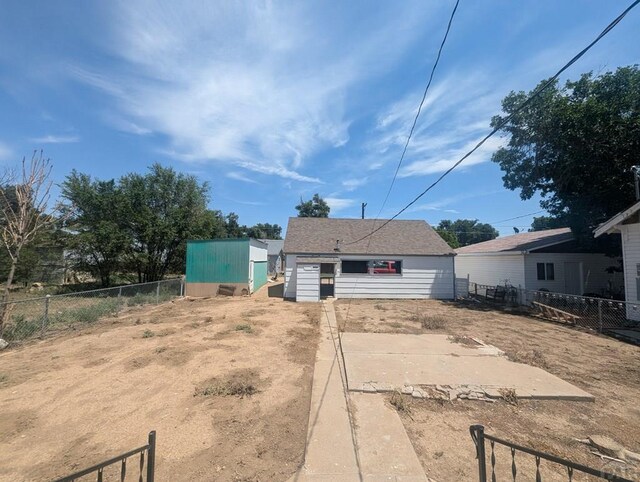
[0,282,320,482]
[336,299,640,481]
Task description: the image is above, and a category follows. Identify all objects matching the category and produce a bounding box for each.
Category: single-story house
[185,239,268,296]
[283,217,455,302]
[455,228,622,296]
[595,200,640,321]
[258,239,284,275]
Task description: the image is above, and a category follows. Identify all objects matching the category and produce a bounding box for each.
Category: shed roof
[283,217,454,256]
[455,228,573,254]
[258,239,284,256]
[594,200,640,237]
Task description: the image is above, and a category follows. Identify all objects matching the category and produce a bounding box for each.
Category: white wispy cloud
[0,141,12,161]
[342,177,368,191]
[226,171,259,184]
[68,1,437,183]
[409,189,502,213]
[325,197,356,213]
[29,134,80,144]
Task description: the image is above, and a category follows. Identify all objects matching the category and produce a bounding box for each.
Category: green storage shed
[186,239,268,296]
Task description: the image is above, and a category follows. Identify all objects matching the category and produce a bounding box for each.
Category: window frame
[536,262,555,281]
[340,259,403,276]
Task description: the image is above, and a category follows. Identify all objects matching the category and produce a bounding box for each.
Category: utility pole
[361,202,367,219]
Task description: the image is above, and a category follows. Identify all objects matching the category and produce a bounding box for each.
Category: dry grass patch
[505,347,548,369]
[407,314,447,330]
[448,334,480,347]
[389,391,413,418]
[498,387,518,406]
[235,323,254,334]
[195,369,262,398]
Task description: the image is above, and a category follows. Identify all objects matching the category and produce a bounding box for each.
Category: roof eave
[594,201,640,238]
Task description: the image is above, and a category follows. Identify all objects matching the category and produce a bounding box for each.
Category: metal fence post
[146,431,156,482]
[597,299,603,333]
[156,283,160,305]
[42,295,51,336]
[180,277,185,297]
[117,286,123,314]
[470,425,487,482]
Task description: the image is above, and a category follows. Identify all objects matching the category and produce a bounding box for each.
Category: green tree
[246,223,282,239]
[529,215,566,232]
[296,193,330,218]
[437,219,498,247]
[61,173,130,286]
[491,66,640,241]
[119,164,211,282]
[435,228,460,249]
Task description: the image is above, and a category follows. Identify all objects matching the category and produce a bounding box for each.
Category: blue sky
[0,1,638,236]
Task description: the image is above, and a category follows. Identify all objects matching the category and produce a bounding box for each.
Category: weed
[155,346,167,354]
[242,309,267,319]
[374,303,387,311]
[389,391,412,417]
[448,335,480,347]
[235,323,253,334]
[498,387,518,406]
[142,329,155,338]
[190,322,200,328]
[204,316,214,323]
[134,318,142,325]
[408,314,447,330]
[3,315,41,341]
[505,348,547,369]
[0,373,8,384]
[195,369,260,398]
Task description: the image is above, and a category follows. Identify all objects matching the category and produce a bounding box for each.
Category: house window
[341,260,402,275]
[342,260,369,274]
[537,262,555,281]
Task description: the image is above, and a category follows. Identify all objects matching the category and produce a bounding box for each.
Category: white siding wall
[523,253,623,294]
[296,263,320,302]
[620,224,640,321]
[455,254,525,287]
[334,255,454,299]
[249,239,268,262]
[284,254,297,299]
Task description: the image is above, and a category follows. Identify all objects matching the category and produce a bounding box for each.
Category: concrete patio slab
[341,333,594,401]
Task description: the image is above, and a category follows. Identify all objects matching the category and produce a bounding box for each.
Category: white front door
[564,262,583,295]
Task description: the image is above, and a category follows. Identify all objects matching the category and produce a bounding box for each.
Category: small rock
[0,338,8,350]
[435,384,446,392]
[468,393,479,400]
[459,393,468,399]
[448,389,459,401]
[401,385,414,395]
[412,389,426,399]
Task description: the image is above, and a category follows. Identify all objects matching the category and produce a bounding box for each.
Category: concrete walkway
[290,302,428,482]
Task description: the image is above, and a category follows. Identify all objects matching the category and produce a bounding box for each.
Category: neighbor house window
[537,262,555,281]
[371,260,402,275]
[341,260,402,275]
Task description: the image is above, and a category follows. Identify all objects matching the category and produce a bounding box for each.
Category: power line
[344,0,639,247]
[376,0,461,218]
[488,210,545,224]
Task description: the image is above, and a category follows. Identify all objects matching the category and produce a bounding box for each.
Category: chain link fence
[1,278,184,344]
[468,281,640,338]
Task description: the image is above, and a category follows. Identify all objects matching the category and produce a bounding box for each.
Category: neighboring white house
[455,228,622,296]
[258,239,284,275]
[283,217,456,302]
[595,200,640,321]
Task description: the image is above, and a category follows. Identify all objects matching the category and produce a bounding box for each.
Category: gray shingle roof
[258,239,284,256]
[455,227,573,254]
[283,217,455,256]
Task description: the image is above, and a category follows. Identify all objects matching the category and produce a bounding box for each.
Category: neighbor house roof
[594,200,640,238]
[455,228,573,254]
[258,239,284,256]
[283,217,454,256]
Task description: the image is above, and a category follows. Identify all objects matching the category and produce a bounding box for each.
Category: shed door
[564,262,582,295]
